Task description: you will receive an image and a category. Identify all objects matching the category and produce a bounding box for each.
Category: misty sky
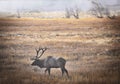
[0,0,118,12]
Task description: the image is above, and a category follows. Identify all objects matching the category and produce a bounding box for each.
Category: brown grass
[0,17,120,84]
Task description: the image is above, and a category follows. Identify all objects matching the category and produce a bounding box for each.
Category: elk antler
[35,47,47,59]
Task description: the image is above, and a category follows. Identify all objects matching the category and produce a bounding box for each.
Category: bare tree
[31,47,69,77]
[17,9,21,18]
[89,0,116,19]
[65,8,71,18]
[104,7,116,19]
[90,0,104,18]
[71,7,80,19]
[65,6,80,19]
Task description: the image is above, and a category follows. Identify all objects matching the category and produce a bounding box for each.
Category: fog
[0,0,118,12]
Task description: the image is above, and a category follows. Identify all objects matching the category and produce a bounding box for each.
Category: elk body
[31,47,69,77]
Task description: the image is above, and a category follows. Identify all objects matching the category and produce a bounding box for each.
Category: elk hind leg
[63,67,69,78]
[61,68,64,76]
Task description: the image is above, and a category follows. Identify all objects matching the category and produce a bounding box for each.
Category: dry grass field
[0,18,120,84]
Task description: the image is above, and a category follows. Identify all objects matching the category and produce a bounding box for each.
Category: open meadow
[0,18,120,84]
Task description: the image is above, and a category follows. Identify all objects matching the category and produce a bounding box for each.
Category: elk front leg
[63,67,69,78]
[45,68,51,76]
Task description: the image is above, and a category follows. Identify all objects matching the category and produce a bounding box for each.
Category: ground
[0,18,120,84]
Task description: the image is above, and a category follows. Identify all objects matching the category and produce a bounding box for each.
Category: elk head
[31,47,47,67]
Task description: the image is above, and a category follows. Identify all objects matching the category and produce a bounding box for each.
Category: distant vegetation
[0,0,120,19]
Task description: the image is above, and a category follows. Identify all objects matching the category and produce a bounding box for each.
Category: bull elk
[31,47,69,77]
